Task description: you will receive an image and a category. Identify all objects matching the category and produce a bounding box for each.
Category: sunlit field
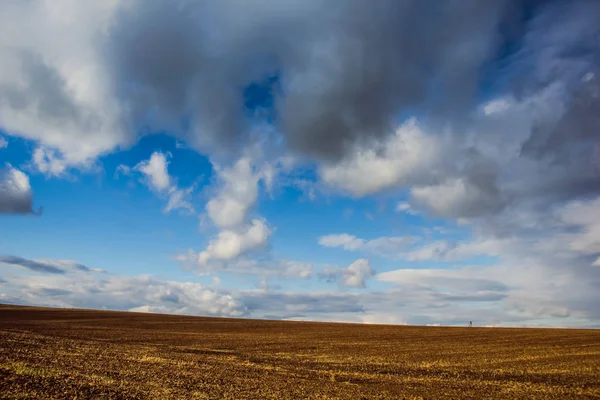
[1,305,599,399]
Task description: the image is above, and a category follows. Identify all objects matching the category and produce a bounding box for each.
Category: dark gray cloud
[0,255,101,274]
[0,52,81,123]
[106,0,513,161]
[3,0,596,175]
[0,165,38,214]
[0,255,64,274]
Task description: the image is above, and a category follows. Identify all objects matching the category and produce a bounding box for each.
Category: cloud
[2,250,598,327]
[0,164,39,214]
[114,164,131,178]
[32,147,72,178]
[189,154,289,272]
[316,0,600,220]
[319,119,444,196]
[2,272,246,318]
[280,260,313,279]
[195,219,271,271]
[558,198,600,255]
[0,0,599,327]
[178,256,312,281]
[411,175,508,218]
[395,202,418,215]
[319,234,365,251]
[319,259,375,288]
[378,267,509,293]
[0,0,520,167]
[134,151,172,192]
[318,234,415,257]
[0,255,103,274]
[205,157,260,229]
[0,1,128,171]
[107,0,510,161]
[127,151,195,214]
[164,186,195,214]
[0,137,7,148]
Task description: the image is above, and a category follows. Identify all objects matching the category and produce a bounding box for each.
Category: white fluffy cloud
[320,119,443,196]
[0,137,7,148]
[206,157,260,229]
[0,1,129,172]
[196,219,271,270]
[187,154,287,272]
[134,152,172,192]
[0,164,38,214]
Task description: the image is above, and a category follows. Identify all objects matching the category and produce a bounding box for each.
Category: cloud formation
[206,157,261,229]
[0,0,599,327]
[0,255,103,274]
[134,151,172,192]
[122,151,195,214]
[1,271,246,318]
[0,0,549,165]
[319,259,375,288]
[196,219,271,270]
[0,165,39,214]
[319,234,415,257]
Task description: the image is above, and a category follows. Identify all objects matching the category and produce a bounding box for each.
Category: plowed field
[1,305,599,399]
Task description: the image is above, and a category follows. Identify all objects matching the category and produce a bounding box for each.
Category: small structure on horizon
[469,321,472,327]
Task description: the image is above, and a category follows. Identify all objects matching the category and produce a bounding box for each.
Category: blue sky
[1,0,599,327]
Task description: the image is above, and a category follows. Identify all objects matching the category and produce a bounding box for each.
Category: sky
[0,0,599,328]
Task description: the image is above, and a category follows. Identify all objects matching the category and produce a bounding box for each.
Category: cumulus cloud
[106,0,509,161]
[319,259,375,288]
[195,219,271,271]
[0,1,128,172]
[206,157,260,229]
[0,0,599,327]
[0,0,526,166]
[186,154,289,272]
[125,151,195,214]
[134,151,172,192]
[0,164,39,214]
[411,175,508,218]
[0,137,7,148]
[320,119,444,196]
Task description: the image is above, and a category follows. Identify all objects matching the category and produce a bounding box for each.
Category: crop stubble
[1,305,599,399]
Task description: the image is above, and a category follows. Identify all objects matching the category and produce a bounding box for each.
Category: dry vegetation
[1,305,599,399]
